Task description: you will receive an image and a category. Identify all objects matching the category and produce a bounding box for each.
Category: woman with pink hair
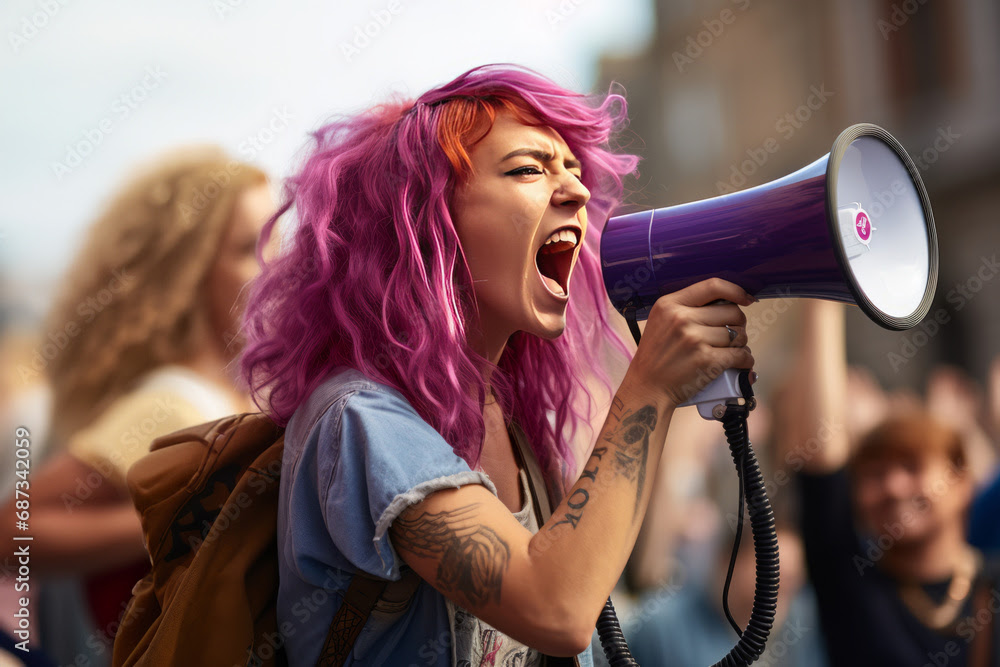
[241,64,755,665]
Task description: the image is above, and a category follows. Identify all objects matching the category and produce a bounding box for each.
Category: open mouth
[535,227,580,299]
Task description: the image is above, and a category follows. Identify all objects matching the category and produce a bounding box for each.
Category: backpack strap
[508,421,554,521]
[317,568,421,666]
[508,422,581,667]
[317,574,388,666]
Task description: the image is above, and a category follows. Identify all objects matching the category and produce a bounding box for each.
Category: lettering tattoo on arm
[550,446,605,530]
[391,503,510,607]
[547,402,658,530]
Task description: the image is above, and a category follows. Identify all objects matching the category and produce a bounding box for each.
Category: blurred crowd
[0,147,275,667]
[596,303,1000,667]
[1,144,998,667]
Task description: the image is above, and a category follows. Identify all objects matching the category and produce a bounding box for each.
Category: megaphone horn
[601,123,938,418]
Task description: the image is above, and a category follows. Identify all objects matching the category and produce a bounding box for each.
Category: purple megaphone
[601,123,939,418]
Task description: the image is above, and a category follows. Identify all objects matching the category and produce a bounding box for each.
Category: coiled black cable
[598,308,781,666]
[597,597,638,667]
[711,406,780,666]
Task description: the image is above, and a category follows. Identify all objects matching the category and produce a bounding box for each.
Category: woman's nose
[552,173,590,212]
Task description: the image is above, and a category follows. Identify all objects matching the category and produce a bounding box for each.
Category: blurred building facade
[598,0,1000,390]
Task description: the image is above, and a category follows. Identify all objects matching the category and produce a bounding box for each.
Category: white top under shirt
[447,467,544,667]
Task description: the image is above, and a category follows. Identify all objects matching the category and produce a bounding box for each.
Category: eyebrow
[501,148,582,171]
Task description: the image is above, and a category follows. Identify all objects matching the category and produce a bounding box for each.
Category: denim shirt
[275,366,592,666]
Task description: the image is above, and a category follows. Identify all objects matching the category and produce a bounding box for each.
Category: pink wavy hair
[240,64,638,491]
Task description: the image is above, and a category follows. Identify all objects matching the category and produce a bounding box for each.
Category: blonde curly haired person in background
[0,147,274,667]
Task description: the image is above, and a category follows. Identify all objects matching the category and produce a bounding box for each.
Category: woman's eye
[506,165,543,176]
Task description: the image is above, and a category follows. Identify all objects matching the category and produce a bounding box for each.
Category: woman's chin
[524,313,567,340]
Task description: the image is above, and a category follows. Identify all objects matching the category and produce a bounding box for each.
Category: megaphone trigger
[681,369,755,420]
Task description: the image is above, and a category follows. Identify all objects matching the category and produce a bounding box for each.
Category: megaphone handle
[616,306,776,667]
[623,305,754,420]
[679,369,753,420]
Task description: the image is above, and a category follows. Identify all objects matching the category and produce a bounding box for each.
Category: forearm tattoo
[549,400,659,530]
[605,404,658,516]
[550,446,605,530]
[391,503,510,607]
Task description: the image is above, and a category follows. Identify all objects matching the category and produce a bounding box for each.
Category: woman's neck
[466,322,512,405]
[467,314,511,368]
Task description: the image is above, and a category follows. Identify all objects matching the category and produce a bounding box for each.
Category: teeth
[542,228,579,246]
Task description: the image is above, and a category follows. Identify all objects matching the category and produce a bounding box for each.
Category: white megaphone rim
[824,123,939,331]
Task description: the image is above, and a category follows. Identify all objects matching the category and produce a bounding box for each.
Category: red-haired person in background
[782,301,999,666]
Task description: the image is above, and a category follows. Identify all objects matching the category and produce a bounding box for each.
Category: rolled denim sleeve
[321,387,497,579]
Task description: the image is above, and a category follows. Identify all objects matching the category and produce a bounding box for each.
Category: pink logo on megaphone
[856,211,871,240]
[853,207,874,246]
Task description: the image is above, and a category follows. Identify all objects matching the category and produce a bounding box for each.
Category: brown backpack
[111,412,418,667]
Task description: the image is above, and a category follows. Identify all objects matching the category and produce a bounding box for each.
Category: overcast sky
[0,0,653,317]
